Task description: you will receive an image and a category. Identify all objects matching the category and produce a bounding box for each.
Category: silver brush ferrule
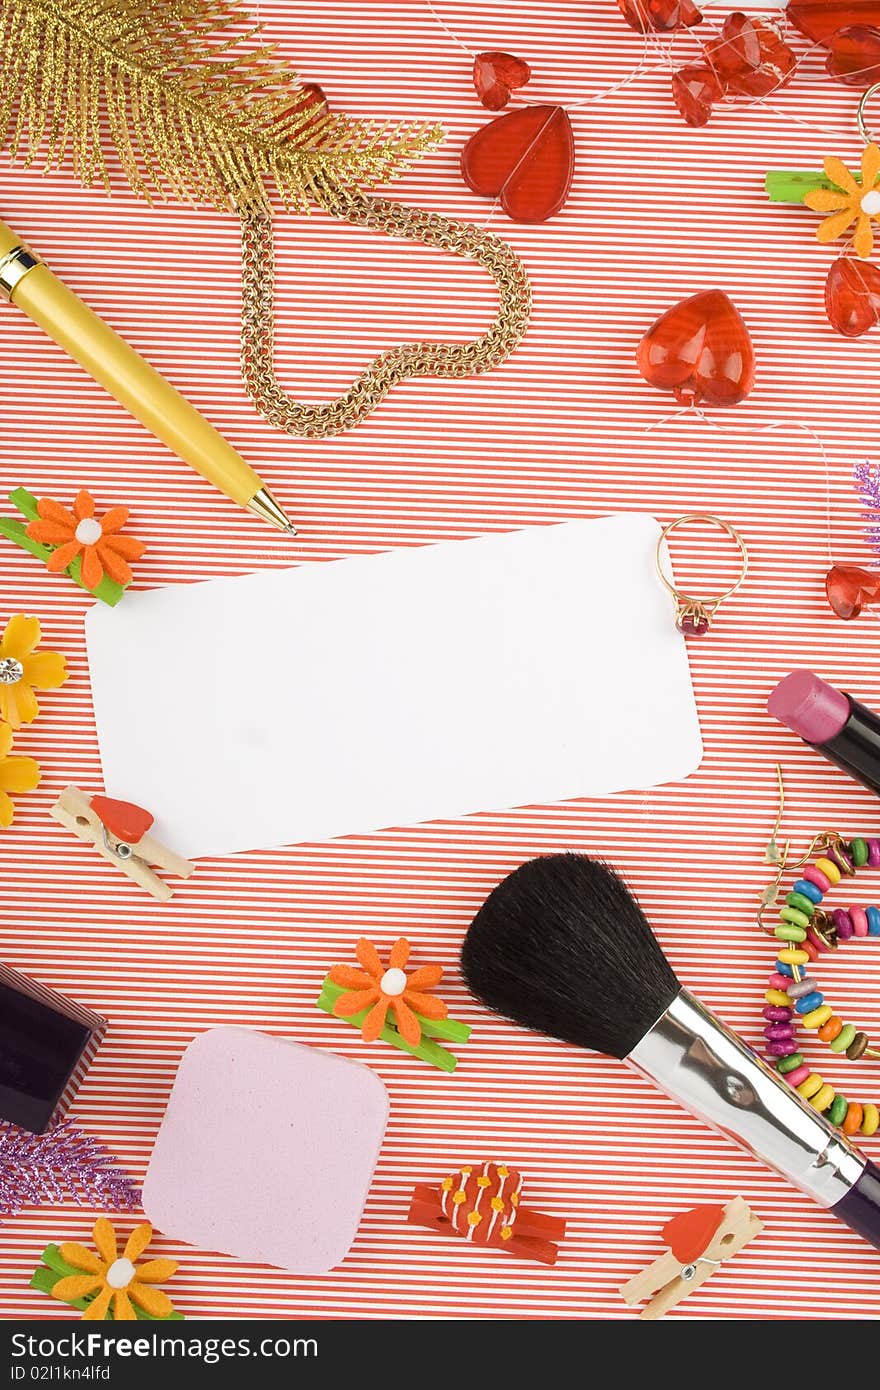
[626,988,866,1207]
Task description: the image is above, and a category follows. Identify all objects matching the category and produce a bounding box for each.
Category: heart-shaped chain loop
[239,184,532,437]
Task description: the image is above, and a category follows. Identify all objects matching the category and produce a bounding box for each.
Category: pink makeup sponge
[142,1027,388,1274]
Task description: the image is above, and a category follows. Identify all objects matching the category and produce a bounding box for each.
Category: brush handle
[628,989,879,1248]
[832,1160,880,1248]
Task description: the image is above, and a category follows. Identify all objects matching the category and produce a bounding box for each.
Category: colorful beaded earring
[759,787,880,1138]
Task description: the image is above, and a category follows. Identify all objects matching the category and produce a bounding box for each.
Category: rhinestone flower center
[0,657,23,685]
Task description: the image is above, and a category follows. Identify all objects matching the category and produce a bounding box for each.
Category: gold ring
[656,513,748,637]
[858,83,880,145]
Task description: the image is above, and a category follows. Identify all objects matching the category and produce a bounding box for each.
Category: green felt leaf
[765,171,839,204]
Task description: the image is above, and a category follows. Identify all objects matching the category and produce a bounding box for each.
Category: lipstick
[768,669,880,797]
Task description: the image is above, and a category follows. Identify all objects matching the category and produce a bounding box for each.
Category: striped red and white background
[2,0,880,1319]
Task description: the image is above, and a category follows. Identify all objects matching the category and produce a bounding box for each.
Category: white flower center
[0,657,23,686]
[106,1257,136,1290]
[861,189,880,216]
[380,967,407,997]
[75,518,102,546]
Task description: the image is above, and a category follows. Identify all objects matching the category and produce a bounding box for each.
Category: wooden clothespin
[620,1197,762,1320]
[50,786,194,902]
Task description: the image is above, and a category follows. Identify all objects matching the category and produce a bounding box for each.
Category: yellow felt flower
[804,144,880,260]
[0,615,68,728]
[52,1219,178,1322]
[0,723,40,828]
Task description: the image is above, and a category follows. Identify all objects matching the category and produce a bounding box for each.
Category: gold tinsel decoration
[0,0,442,210]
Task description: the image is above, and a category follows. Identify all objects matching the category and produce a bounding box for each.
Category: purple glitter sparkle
[853,459,880,559]
[0,1118,140,1220]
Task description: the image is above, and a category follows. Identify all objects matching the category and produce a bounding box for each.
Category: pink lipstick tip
[768,669,850,745]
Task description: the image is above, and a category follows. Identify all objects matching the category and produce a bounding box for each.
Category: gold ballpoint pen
[0,218,296,536]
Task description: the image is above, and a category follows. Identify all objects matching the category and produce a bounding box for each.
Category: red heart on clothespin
[91,795,154,845]
[618,0,703,31]
[825,257,880,336]
[825,564,880,619]
[637,290,756,407]
[661,1204,726,1264]
[460,104,575,222]
[473,51,531,110]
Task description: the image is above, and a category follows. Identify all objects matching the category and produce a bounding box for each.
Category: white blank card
[85,514,702,859]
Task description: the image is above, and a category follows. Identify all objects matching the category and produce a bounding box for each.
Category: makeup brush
[462,853,880,1251]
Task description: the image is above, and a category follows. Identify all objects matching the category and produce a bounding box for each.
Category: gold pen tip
[247,487,298,537]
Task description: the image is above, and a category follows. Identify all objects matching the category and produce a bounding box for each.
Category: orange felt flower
[804,144,880,260]
[329,937,447,1047]
[51,1218,178,1322]
[26,491,146,592]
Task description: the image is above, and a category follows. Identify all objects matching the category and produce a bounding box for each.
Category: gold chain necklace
[1,0,533,436]
[240,183,532,437]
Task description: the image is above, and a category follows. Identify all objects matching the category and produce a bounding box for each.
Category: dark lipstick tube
[768,669,880,797]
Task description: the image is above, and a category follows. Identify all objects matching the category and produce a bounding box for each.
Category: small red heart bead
[704,14,797,97]
[825,257,880,336]
[825,564,880,619]
[826,24,880,83]
[472,51,531,110]
[460,104,575,222]
[275,81,330,141]
[672,65,722,125]
[788,0,880,46]
[618,0,702,30]
[637,290,756,407]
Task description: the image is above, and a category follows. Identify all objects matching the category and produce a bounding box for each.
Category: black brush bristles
[461,853,681,1059]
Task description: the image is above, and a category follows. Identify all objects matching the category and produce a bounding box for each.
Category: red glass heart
[826,24,880,83]
[825,257,880,336]
[704,14,797,97]
[618,0,702,30]
[825,564,880,619]
[473,51,531,110]
[661,1205,726,1264]
[788,0,880,45]
[460,104,575,222]
[637,290,756,407]
[672,65,722,125]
